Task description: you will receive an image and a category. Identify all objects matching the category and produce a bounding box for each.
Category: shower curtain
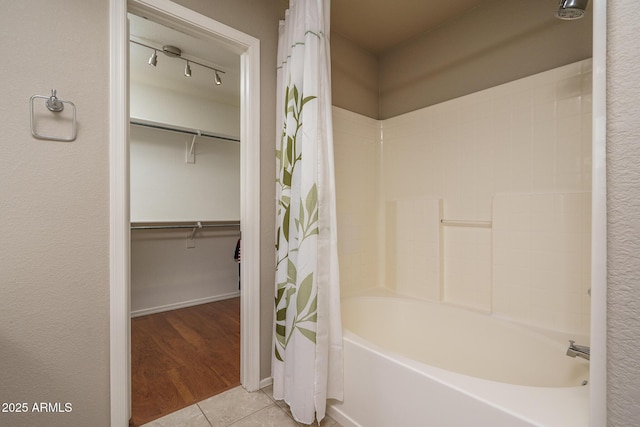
[272,0,343,424]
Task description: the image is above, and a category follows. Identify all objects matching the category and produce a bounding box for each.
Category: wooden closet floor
[130,298,240,426]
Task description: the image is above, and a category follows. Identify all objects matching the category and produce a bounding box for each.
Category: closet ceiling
[129,13,240,105]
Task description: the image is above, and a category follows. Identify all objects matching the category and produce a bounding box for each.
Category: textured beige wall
[173,0,281,381]
[0,1,279,425]
[378,0,593,119]
[0,2,110,426]
[607,1,640,424]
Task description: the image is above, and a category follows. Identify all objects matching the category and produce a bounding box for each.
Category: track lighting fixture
[131,40,224,86]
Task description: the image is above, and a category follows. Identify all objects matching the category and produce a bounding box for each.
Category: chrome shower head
[556,0,589,20]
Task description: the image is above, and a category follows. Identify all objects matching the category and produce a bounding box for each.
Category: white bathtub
[327,294,590,427]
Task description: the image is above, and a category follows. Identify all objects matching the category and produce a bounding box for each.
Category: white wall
[334,59,592,336]
[130,125,240,222]
[131,81,240,137]
[131,228,240,316]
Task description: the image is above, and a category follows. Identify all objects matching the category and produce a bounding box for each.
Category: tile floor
[141,385,343,427]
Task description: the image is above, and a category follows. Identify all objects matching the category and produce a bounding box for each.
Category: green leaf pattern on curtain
[275,83,318,362]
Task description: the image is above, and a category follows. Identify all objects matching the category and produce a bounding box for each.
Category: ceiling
[129,1,503,105]
[330,0,489,54]
[129,1,497,104]
[130,1,570,102]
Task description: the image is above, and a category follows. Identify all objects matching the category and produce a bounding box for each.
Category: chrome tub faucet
[567,340,590,360]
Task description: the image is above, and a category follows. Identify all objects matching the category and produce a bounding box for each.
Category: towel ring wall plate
[29,90,77,142]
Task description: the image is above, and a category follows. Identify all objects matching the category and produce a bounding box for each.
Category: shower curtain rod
[130,221,240,231]
[130,119,240,143]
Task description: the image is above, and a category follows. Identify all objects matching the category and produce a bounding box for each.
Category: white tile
[338,62,593,334]
[556,172,583,192]
[554,61,582,80]
[531,269,561,292]
[556,113,582,137]
[530,231,557,252]
[580,58,593,74]
[229,405,298,427]
[141,405,211,427]
[259,387,342,427]
[532,174,556,193]
[199,386,273,427]
[532,122,556,181]
[581,92,593,114]
[556,75,583,100]
[557,132,582,175]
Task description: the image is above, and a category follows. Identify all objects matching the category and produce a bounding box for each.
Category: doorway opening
[109,1,261,425]
[127,11,244,425]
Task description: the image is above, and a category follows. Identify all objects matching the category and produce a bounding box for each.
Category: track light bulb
[184,61,192,77]
[148,50,158,67]
[214,71,222,86]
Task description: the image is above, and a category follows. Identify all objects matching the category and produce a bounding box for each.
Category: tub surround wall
[334,59,592,335]
[442,226,493,311]
[492,193,591,334]
[333,108,382,295]
[386,198,443,301]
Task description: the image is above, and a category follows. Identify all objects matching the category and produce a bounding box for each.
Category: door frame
[109,0,261,425]
[590,1,607,425]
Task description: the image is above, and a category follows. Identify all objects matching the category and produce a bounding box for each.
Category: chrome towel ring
[29,89,77,142]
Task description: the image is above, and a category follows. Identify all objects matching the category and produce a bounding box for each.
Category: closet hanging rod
[130,119,240,143]
[131,222,240,231]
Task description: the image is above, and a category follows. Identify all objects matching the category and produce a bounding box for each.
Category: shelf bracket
[187,221,202,248]
[186,131,200,164]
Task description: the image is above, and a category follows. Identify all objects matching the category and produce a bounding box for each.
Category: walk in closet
[128,13,242,425]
